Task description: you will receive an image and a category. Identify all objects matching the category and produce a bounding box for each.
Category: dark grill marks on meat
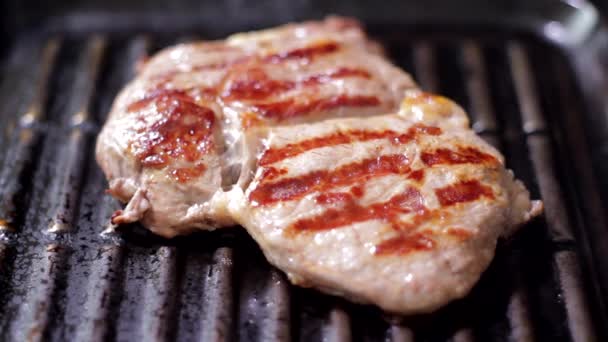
[222,68,294,101]
[374,216,473,256]
[291,186,470,257]
[250,120,447,205]
[250,94,381,121]
[374,233,436,256]
[408,169,425,182]
[315,185,365,204]
[221,67,372,101]
[287,177,488,254]
[350,185,365,198]
[263,40,340,63]
[127,87,218,113]
[289,187,425,233]
[131,41,378,129]
[259,124,442,166]
[372,225,474,256]
[127,94,216,182]
[250,154,419,206]
[435,180,495,206]
[300,67,371,84]
[315,185,364,205]
[315,192,356,205]
[260,167,288,181]
[446,227,474,241]
[421,146,498,166]
[122,38,385,182]
[150,40,341,84]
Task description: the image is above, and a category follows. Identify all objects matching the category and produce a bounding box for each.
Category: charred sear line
[372,209,441,256]
[150,40,341,84]
[435,179,495,206]
[374,233,435,256]
[373,227,473,256]
[283,178,488,252]
[249,94,380,122]
[315,185,364,205]
[260,167,288,181]
[250,124,445,206]
[263,40,340,63]
[221,67,371,101]
[250,154,417,206]
[421,146,498,166]
[289,187,425,233]
[259,124,441,166]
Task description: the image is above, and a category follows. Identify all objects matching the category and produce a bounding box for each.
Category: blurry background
[2,0,607,40]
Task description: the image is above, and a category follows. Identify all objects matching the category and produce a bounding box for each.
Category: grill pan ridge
[1,2,608,341]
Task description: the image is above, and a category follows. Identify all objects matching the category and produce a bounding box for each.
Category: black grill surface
[1,5,608,342]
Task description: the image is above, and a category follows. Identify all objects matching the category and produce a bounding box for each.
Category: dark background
[2,0,607,37]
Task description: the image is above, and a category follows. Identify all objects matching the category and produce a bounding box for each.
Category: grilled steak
[229,90,542,313]
[96,17,415,236]
[96,17,542,313]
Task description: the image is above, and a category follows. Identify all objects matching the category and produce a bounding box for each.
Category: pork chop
[95,17,415,237]
[96,18,542,314]
[228,90,542,313]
